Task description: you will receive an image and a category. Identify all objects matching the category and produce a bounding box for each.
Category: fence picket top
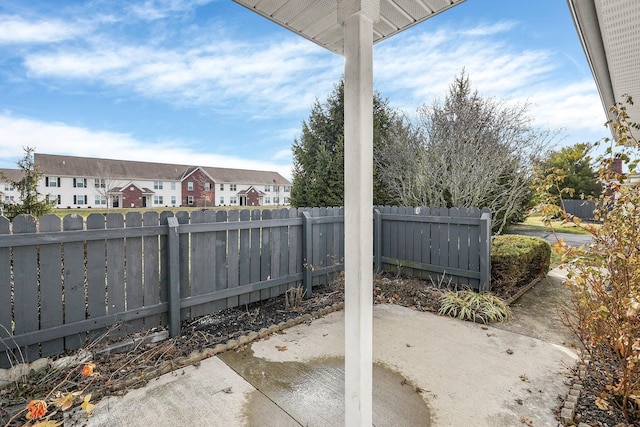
[0,216,8,234]
[13,215,37,233]
[143,211,159,226]
[106,212,125,228]
[160,211,173,225]
[126,211,143,227]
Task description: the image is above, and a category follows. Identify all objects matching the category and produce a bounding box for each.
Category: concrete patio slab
[81,268,578,427]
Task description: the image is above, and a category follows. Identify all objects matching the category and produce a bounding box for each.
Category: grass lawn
[510,212,594,235]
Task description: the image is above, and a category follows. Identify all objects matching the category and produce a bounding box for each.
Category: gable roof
[33,153,291,185]
[0,168,24,182]
[35,153,190,181]
[202,166,290,186]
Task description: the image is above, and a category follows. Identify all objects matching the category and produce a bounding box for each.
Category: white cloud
[127,0,216,21]
[23,36,342,116]
[0,15,85,44]
[0,113,293,179]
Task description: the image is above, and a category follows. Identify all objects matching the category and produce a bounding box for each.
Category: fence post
[167,217,181,337]
[373,208,382,273]
[302,211,313,297]
[479,211,492,292]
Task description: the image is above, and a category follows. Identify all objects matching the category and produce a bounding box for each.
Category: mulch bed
[0,272,634,426]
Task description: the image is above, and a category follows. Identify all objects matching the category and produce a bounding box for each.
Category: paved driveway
[509,230,592,248]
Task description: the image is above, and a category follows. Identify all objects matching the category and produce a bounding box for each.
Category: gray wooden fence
[0,206,490,367]
[562,199,599,221]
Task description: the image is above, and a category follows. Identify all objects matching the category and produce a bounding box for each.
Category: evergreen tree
[0,147,55,219]
[290,79,398,207]
[535,143,601,199]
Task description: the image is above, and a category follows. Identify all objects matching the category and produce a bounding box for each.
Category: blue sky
[0,0,610,179]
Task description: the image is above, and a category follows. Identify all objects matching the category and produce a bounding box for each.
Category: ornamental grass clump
[535,96,640,423]
[438,290,511,324]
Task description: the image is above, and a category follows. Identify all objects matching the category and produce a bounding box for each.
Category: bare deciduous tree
[377,72,555,233]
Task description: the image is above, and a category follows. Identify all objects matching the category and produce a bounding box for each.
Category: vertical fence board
[227,210,240,308]
[190,210,206,318]
[278,209,290,294]
[12,216,39,361]
[0,217,11,367]
[249,210,261,303]
[159,211,173,325]
[457,208,471,286]
[86,214,107,343]
[143,211,161,328]
[289,208,302,290]
[412,208,422,276]
[62,214,85,351]
[39,214,64,358]
[238,209,251,305]
[176,211,190,320]
[106,213,125,336]
[420,208,431,278]
[270,209,281,285]
[125,212,144,333]
[260,210,273,298]
[437,207,449,273]
[215,210,229,310]
[468,208,481,289]
[448,207,460,278]
[401,206,413,277]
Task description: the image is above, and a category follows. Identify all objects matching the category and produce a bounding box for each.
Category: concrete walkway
[81,269,577,427]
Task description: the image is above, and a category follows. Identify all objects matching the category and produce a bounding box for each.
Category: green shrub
[491,235,550,291]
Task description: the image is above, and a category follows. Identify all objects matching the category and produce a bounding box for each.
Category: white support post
[339,1,379,426]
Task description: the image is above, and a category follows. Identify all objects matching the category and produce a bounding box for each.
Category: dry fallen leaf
[520,416,533,426]
[275,345,288,352]
[519,374,529,382]
[506,348,514,355]
[595,397,610,410]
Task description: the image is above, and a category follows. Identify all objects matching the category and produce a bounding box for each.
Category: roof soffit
[232,0,466,56]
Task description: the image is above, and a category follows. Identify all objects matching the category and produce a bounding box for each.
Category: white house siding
[2,154,291,210]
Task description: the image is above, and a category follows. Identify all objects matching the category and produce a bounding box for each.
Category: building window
[4,183,14,191]
[187,181,193,191]
[74,195,87,205]
[154,180,163,190]
[230,184,237,191]
[284,186,290,192]
[171,195,176,205]
[187,196,194,205]
[171,181,176,190]
[94,178,106,188]
[204,182,211,191]
[273,196,280,204]
[95,195,107,205]
[220,183,224,191]
[265,185,271,192]
[4,196,15,203]
[284,197,290,204]
[265,196,271,204]
[219,196,224,204]
[153,195,164,205]
[46,177,60,187]
[73,178,87,188]
[230,196,237,204]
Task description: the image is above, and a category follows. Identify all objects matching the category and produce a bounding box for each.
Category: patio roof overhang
[567,0,640,130]
[233,0,464,56]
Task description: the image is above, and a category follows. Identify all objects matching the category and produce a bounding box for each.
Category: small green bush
[491,235,551,291]
[438,290,511,323]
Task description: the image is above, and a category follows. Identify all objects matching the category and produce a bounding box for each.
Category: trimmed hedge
[491,235,551,291]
